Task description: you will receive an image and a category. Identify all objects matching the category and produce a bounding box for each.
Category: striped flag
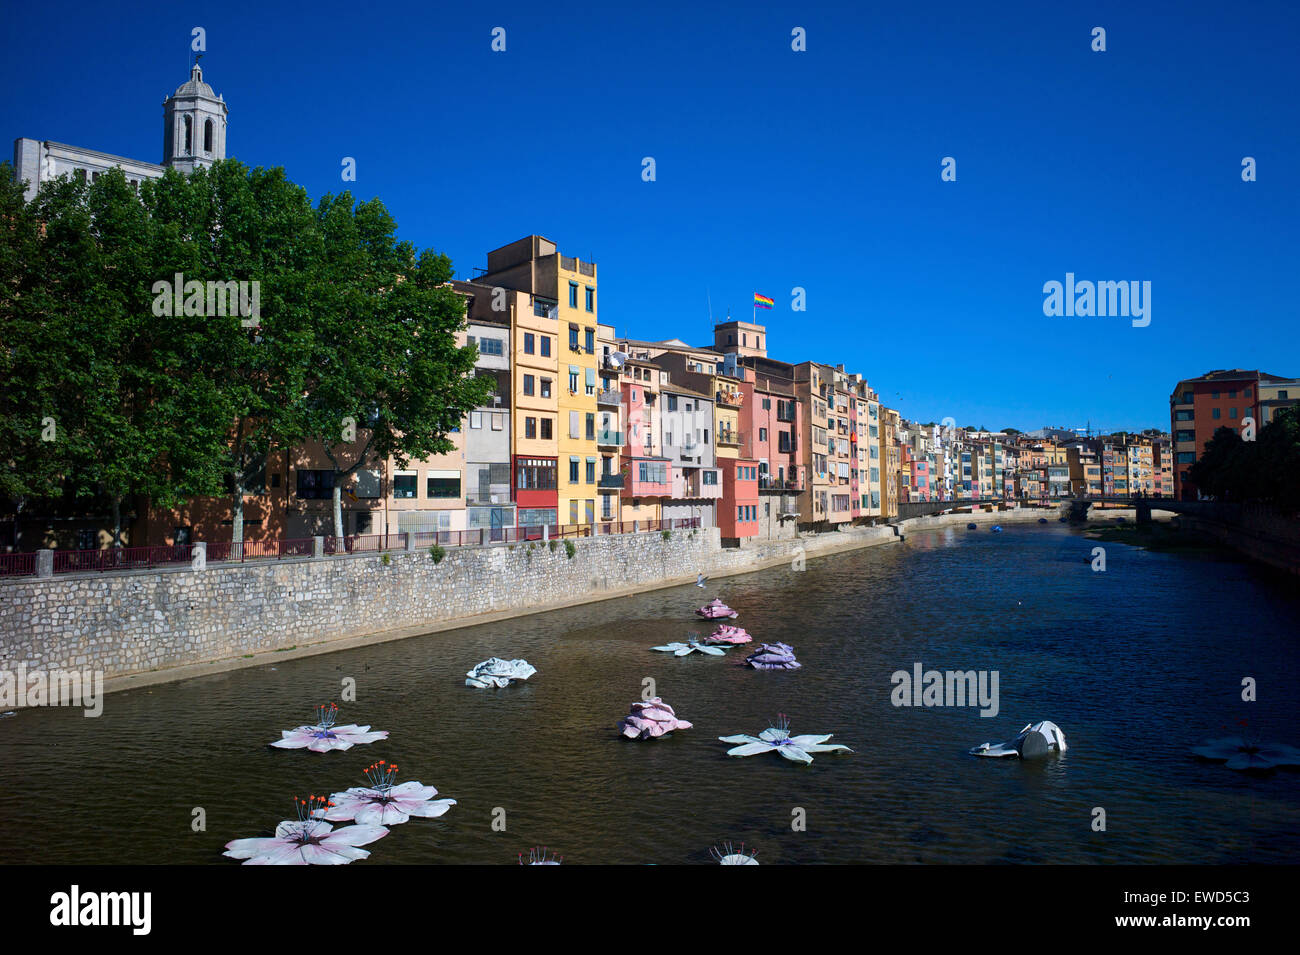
[753,293,774,310]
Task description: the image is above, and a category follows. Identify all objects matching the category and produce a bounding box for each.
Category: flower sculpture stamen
[745,642,801,670]
[711,841,759,865]
[719,714,852,764]
[1191,720,1300,772]
[651,633,727,656]
[519,846,562,865]
[315,760,458,826]
[222,795,389,865]
[619,697,693,739]
[270,702,389,752]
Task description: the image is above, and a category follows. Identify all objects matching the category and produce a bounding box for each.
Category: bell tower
[162,59,228,173]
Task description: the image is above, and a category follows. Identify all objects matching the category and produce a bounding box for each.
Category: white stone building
[12,61,228,202]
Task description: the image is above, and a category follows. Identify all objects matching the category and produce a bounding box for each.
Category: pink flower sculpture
[223,795,389,865]
[707,625,752,645]
[619,697,693,739]
[696,598,739,620]
[315,760,457,826]
[271,702,389,752]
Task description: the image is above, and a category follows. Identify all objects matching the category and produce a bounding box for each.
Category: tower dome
[162,61,228,173]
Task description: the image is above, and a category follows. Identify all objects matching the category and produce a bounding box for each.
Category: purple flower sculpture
[270,702,389,752]
[745,642,801,670]
[223,795,389,865]
[1192,722,1300,772]
[315,760,457,826]
[619,697,693,739]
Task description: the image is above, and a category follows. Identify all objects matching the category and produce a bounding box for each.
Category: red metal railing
[0,518,707,578]
[0,552,37,577]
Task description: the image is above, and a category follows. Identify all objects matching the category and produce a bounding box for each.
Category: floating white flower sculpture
[271,703,389,752]
[466,657,537,688]
[619,697,693,739]
[314,760,457,826]
[969,720,1067,759]
[652,633,727,656]
[719,714,853,764]
[711,841,759,865]
[223,795,389,865]
[519,846,562,865]
[1192,721,1300,772]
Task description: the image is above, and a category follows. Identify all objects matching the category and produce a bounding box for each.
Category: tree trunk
[333,482,345,545]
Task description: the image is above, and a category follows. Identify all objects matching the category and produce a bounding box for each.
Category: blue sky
[3,0,1297,432]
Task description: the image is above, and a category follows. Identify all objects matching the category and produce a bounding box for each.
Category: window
[585,367,596,394]
[569,367,579,392]
[1245,387,1253,398]
[569,457,580,482]
[526,417,536,439]
[1212,408,1221,419]
[569,282,579,308]
[523,374,535,396]
[470,411,483,429]
[204,118,214,153]
[1176,452,1196,464]
[540,378,552,398]
[491,413,503,431]
[427,474,460,498]
[586,458,596,483]
[1229,390,1237,398]
[296,469,335,499]
[585,287,595,312]
[585,328,595,353]
[703,470,719,485]
[586,413,595,440]
[478,337,503,356]
[570,411,581,439]
[540,418,552,440]
[524,332,535,354]
[759,427,768,442]
[667,395,678,411]
[762,398,771,409]
[1229,407,1237,419]
[540,336,551,357]
[517,459,557,490]
[393,474,418,499]
[183,115,192,152]
[569,325,580,350]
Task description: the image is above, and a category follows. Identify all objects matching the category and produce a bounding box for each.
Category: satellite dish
[607,351,627,369]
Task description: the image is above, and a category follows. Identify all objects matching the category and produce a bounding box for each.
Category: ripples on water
[1,525,1297,864]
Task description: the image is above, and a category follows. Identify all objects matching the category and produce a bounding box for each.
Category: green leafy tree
[302,192,491,541]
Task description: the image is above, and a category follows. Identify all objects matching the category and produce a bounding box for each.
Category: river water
[2,522,1298,865]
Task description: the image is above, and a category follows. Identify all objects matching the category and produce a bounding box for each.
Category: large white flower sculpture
[969,720,1067,759]
[466,657,537,688]
[519,847,562,865]
[223,795,389,865]
[719,714,853,764]
[711,841,759,865]
[652,633,728,656]
[1192,723,1300,772]
[315,760,457,826]
[270,703,389,752]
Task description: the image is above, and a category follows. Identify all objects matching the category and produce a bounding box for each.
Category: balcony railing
[715,390,743,408]
[598,474,624,489]
[595,429,624,446]
[596,389,623,407]
[717,430,742,447]
[759,477,805,492]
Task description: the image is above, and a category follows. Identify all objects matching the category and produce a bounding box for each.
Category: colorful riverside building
[612,354,672,525]
[1169,369,1297,500]
[475,236,601,528]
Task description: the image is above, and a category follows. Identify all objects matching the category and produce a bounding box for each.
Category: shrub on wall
[661,529,672,540]
[428,544,446,564]
[380,552,391,565]
[564,540,576,559]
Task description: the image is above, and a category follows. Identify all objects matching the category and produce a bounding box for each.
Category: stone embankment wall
[0,506,1126,691]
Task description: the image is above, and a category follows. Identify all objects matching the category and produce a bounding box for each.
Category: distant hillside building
[13,62,228,201]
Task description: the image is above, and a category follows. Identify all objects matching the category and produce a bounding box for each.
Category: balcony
[597,389,623,407]
[598,474,624,490]
[715,389,743,408]
[596,429,624,447]
[717,429,742,448]
[759,477,804,492]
